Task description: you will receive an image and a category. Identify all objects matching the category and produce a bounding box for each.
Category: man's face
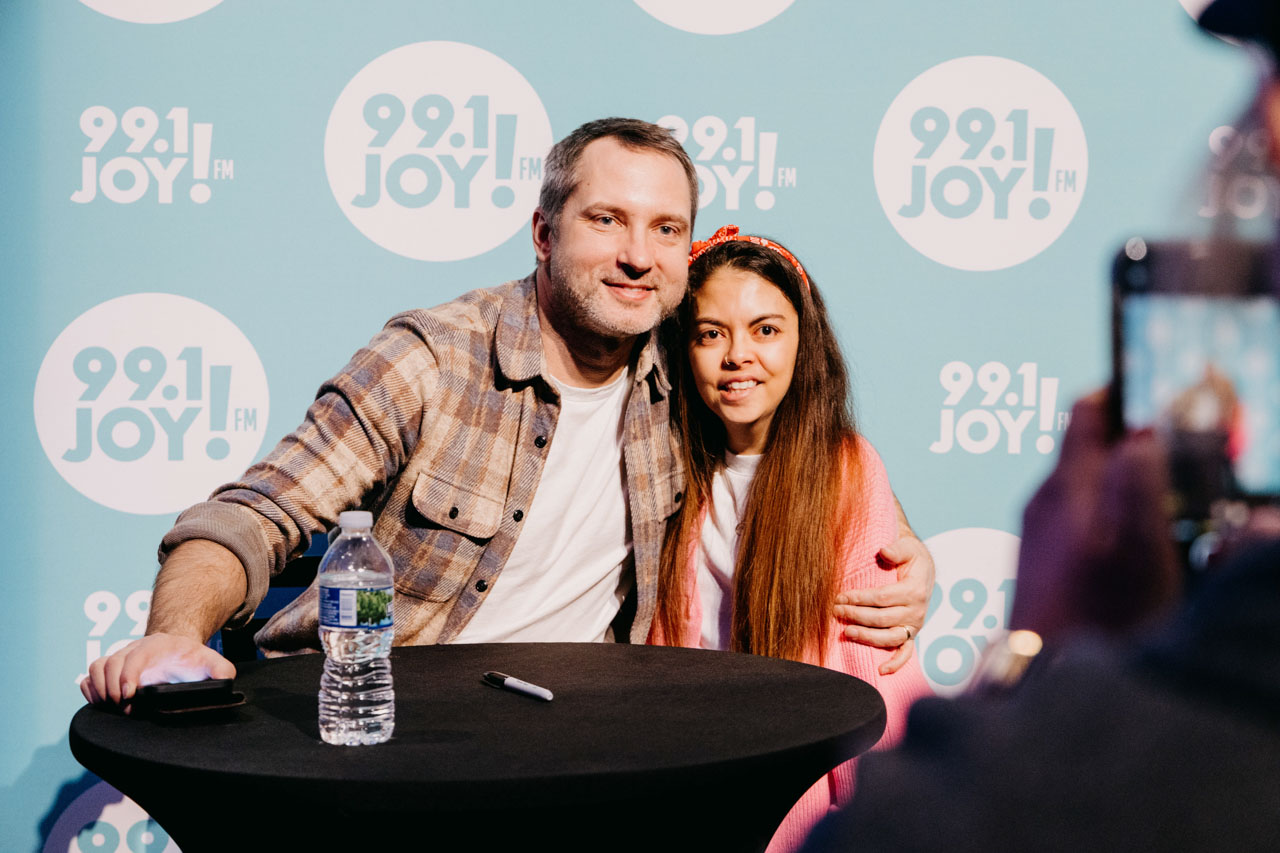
[534,137,694,340]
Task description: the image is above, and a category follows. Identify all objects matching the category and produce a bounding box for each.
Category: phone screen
[1121,293,1280,495]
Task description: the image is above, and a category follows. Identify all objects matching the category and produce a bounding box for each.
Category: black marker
[482,671,553,701]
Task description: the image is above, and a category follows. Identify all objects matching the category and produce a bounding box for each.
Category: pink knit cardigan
[649,436,932,852]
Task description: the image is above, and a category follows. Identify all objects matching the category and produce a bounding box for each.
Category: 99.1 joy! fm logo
[325,41,553,262]
[918,527,1021,696]
[71,106,231,205]
[929,360,1067,455]
[43,781,176,853]
[1199,123,1280,225]
[33,294,268,515]
[873,56,1088,271]
[657,114,796,212]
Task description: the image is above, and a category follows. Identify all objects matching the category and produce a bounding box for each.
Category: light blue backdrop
[1,1,1256,849]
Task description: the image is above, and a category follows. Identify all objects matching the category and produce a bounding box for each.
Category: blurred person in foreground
[802,2,1280,850]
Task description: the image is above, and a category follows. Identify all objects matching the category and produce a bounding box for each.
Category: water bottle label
[319,586,393,628]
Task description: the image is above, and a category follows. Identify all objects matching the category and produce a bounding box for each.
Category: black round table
[70,643,885,852]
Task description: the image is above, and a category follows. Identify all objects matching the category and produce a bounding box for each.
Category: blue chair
[212,534,328,662]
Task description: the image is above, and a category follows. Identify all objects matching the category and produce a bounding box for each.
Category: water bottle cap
[338,510,374,530]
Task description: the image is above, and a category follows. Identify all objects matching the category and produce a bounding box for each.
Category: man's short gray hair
[538,117,698,234]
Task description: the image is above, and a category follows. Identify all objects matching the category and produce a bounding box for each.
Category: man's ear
[1263,78,1280,170]
[531,208,553,264]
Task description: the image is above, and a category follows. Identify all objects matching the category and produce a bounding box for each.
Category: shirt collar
[496,272,670,394]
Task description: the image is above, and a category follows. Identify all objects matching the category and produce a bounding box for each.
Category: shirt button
[449,506,459,519]
[512,510,524,522]
[475,579,488,592]
[534,435,547,448]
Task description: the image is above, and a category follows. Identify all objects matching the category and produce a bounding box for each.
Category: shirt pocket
[411,469,504,538]
[653,467,684,521]
[390,470,504,602]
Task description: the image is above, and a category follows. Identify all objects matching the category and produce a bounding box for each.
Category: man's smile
[604,280,657,301]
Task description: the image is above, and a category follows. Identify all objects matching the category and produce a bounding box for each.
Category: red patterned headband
[688,224,810,293]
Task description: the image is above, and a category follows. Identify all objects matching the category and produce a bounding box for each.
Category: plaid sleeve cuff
[157,501,273,629]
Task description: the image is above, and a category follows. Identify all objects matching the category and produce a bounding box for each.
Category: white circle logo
[78,0,223,24]
[43,781,178,853]
[873,56,1088,271]
[325,41,553,262]
[34,294,269,515]
[1179,0,1215,20]
[918,527,1021,696]
[633,0,796,34]
[1181,0,1239,45]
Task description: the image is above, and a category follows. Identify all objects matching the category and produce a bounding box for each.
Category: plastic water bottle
[318,510,395,745]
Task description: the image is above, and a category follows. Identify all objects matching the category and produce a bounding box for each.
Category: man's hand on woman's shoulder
[834,534,934,675]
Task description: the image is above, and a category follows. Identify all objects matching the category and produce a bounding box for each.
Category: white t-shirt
[697,450,763,650]
[452,370,632,643]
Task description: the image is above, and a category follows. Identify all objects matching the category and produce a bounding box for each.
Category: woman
[651,225,932,852]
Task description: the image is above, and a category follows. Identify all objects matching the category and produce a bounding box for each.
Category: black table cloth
[71,642,885,852]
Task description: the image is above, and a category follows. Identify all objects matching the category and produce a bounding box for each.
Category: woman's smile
[689,267,800,455]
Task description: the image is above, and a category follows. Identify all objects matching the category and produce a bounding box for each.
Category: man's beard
[544,253,681,341]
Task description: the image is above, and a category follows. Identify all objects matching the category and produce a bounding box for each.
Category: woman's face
[688,266,799,455]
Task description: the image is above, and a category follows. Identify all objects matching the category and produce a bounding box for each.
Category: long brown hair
[657,237,859,662]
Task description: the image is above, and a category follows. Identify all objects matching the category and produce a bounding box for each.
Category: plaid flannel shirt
[160,274,684,651]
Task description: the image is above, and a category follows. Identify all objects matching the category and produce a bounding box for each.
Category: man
[82,117,933,708]
[803,5,1280,848]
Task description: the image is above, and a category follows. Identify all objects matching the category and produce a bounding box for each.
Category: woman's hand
[834,535,934,675]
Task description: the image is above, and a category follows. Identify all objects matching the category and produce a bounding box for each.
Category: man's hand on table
[834,534,935,675]
[80,633,236,712]
[80,538,246,710]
